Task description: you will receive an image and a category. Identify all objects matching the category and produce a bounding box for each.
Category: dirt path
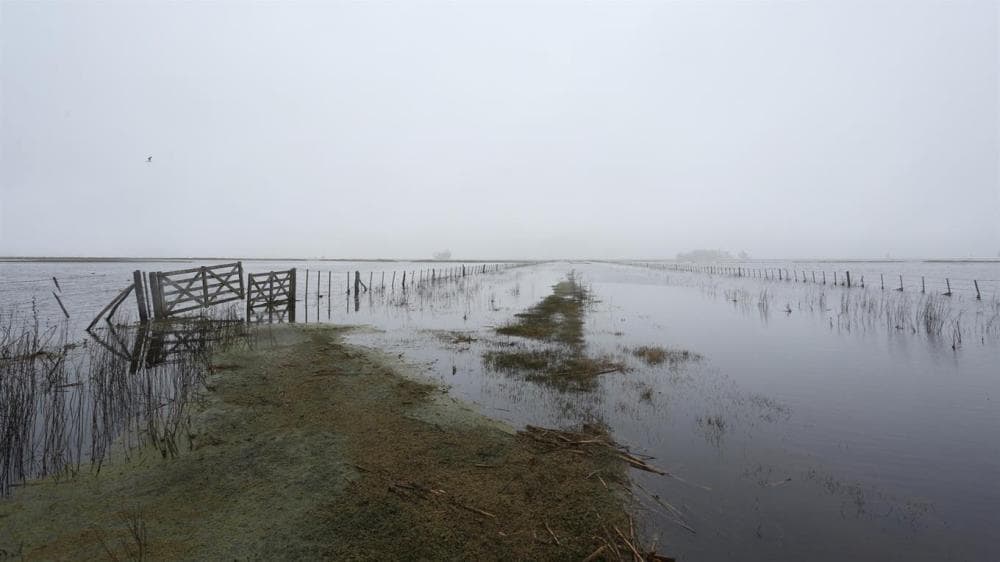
[0,325,638,560]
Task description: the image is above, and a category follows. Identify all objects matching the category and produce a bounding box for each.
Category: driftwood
[51,291,69,318]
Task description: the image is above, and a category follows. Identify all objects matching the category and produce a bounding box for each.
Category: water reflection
[333,262,998,562]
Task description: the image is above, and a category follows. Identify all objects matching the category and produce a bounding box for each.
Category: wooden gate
[148,262,245,319]
[246,268,297,322]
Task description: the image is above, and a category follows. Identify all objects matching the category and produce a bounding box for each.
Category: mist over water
[2,0,999,559]
[4,258,1000,560]
[2,1,998,259]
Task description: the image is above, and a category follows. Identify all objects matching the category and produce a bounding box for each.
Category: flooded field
[2,259,999,561]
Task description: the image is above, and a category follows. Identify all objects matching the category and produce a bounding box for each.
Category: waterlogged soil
[0,325,632,560]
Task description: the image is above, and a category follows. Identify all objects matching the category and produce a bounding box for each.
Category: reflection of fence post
[133,270,149,322]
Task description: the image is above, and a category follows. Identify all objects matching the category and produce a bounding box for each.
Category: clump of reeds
[1,302,256,495]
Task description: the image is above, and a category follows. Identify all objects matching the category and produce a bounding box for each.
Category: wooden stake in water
[944,278,953,296]
[974,280,981,300]
[922,276,926,293]
[846,271,851,288]
[51,291,69,318]
[897,275,904,292]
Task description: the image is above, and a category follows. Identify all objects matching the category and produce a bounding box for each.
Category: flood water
[2,259,999,561]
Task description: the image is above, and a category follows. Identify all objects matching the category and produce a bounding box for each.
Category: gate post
[133,270,149,323]
[245,274,253,322]
[288,268,297,322]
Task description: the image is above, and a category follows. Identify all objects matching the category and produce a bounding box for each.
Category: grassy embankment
[485,274,626,391]
[1,324,666,561]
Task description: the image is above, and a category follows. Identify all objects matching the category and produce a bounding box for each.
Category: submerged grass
[628,345,703,367]
[496,274,590,346]
[487,274,630,391]
[483,347,626,392]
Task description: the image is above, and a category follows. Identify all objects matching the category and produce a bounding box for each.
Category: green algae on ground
[0,325,637,561]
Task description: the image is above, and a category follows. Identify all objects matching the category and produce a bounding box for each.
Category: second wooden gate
[246,269,297,322]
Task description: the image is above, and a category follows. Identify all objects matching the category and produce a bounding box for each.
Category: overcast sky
[1,0,997,260]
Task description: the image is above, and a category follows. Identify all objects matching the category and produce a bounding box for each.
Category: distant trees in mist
[676,249,749,262]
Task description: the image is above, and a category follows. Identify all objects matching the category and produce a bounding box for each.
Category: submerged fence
[296,262,525,322]
[4,261,524,331]
[631,262,998,301]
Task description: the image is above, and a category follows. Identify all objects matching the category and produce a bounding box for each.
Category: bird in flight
[146,156,153,163]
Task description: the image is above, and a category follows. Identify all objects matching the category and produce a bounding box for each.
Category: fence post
[846,271,851,288]
[133,270,149,322]
[945,278,952,296]
[245,274,252,321]
[289,269,297,322]
[200,267,209,308]
[974,280,982,300]
[897,275,904,292]
[237,261,245,298]
[922,277,926,293]
[149,272,164,319]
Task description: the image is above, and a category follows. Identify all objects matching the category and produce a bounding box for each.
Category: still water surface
[2,259,998,561]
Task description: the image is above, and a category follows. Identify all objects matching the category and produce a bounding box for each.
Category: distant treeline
[676,249,748,262]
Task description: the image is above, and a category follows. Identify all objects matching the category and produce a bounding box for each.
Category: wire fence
[627,262,1000,302]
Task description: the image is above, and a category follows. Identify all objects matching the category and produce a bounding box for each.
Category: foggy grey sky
[1,0,998,260]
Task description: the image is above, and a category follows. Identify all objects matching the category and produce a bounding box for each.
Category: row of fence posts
[657,264,985,300]
[298,263,516,322]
